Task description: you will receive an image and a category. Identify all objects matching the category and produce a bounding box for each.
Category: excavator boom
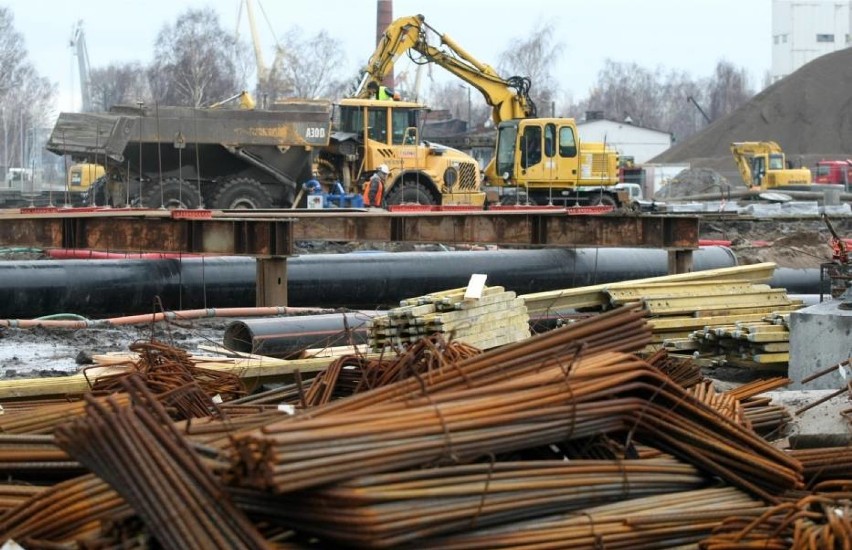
[357,14,535,125]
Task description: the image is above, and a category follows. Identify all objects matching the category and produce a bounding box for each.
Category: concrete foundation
[764,390,851,448]
[789,300,852,390]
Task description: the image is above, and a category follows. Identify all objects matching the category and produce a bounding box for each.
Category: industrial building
[771,0,852,82]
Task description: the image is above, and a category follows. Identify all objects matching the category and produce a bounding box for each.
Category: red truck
[814,159,852,189]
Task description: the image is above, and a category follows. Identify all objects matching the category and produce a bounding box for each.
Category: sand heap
[652,47,852,171]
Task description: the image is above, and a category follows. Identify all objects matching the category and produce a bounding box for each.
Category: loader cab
[337,99,422,146]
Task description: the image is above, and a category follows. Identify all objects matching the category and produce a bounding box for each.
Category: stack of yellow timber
[521,263,779,317]
[672,312,793,368]
[521,263,803,350]
[610,280,804,346]
[368,286,530,351]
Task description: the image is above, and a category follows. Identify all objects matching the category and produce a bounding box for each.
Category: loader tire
[499,192,535,206]
[589,194,617,207]
[385,182,436,206]
[212,178,275,209]
[142,179,201,209]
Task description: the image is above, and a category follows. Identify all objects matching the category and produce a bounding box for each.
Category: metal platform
[0,207,701,306]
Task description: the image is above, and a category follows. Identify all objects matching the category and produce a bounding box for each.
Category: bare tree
[427,80,490,130]
[0,7,56,173]
[707,60,753,120]
[566,59,754,144]
[269,27,348,101]
[497,19,563,117]
[578,60,666,128]
[90,63,151,112]
[149,8,248,107]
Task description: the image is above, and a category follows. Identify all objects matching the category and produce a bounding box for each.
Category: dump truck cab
[322,98,484,207]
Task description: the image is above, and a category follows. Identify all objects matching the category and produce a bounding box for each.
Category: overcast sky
[8,0,771,112]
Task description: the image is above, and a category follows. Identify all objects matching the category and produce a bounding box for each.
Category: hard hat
[378,164,390,175]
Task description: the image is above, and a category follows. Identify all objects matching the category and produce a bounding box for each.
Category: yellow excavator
[357,14,625,207]
[730,141,812,190]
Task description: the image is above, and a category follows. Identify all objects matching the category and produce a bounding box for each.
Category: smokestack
[376,0,394,88]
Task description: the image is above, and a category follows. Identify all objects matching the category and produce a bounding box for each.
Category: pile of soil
[700,219,840,269]
[652,47,852,173]
[654,168,740,199]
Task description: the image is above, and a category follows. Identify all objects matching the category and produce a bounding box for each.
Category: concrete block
[764,390,851,448]
[789,300,852,390]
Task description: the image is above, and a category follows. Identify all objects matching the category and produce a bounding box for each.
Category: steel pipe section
[0,248,739,318]
[223,311,383,358]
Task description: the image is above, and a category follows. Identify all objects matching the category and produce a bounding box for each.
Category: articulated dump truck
[46,100,332,209]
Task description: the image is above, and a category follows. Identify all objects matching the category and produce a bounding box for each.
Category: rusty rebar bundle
[0,434,83,481]
[306,304,654,418]
[53,376,266,550]
[0,474,128,543]
[0,394,130,435]
[420,486,766,549]
[646,348,704,388]
[788,447,852,485]
[301,334,482,408]
[89,340,246,413]
[0,483,44,516]
[701,493,852,549]
[231,457,709,547]
[227,306,803,502]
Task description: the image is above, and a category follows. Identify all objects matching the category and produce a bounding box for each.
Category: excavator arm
[357,14,536,125]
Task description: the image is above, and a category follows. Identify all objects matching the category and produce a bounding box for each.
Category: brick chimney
[376,0,394,88]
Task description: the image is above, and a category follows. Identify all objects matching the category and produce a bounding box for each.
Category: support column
[256,257,288,306]
[667,249,694,275]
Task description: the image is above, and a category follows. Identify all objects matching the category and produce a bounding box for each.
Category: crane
[69,20,92,112]
[237,0,286,103]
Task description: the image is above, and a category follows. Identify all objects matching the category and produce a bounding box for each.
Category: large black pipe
[0,247,741,318]
[770,267,823,295]
[224,311,383,358]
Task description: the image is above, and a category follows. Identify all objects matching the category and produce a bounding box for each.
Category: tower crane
[69,20,92,112]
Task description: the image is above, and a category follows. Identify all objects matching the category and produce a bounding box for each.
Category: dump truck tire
[385,182,436,206]
[142,179,200,209]
[212,177,275,209]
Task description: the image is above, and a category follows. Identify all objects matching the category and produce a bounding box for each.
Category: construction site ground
[0,215,841,381]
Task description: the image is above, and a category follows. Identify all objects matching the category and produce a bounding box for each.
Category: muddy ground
[0,216,847,380]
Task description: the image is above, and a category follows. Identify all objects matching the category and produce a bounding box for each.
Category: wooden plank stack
[521,263,778,317]
[368,286,530,351]
[615,280,804,347]
[518,262,803,369]
[665,312,793,369]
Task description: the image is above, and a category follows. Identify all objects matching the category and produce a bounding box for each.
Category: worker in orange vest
[363,164,389,208]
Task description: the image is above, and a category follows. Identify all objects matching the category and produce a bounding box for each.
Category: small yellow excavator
[730,141,812,190]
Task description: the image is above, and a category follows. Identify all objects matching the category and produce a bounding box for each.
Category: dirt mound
[654,168,740,199]
[652,47,852,168]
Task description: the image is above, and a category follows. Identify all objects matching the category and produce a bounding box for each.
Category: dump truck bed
[46,100,333,162]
